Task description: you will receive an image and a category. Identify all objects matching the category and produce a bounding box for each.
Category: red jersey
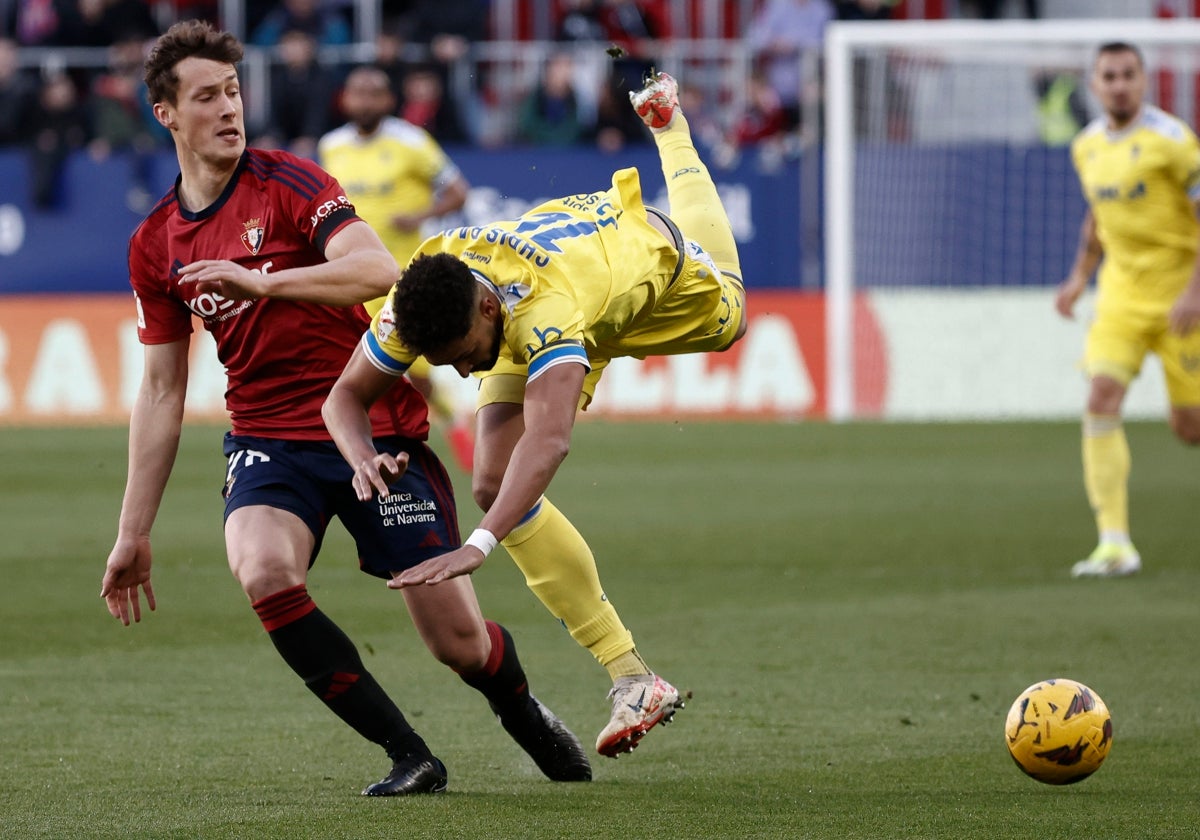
[128,148,428,440]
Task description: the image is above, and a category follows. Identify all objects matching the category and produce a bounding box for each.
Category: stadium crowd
[0,1,897,173]
[0,0,1176,209]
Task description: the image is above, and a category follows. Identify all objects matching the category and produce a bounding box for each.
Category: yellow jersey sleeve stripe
[527,342,590,382]
[361,331,409,377]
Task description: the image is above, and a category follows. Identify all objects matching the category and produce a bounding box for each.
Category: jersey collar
[175,150,251,223]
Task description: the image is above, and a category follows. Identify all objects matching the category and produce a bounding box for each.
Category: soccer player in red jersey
[98,20,589,795]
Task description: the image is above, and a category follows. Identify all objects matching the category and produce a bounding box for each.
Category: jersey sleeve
[418,132,462,192]
[128,227,193,345]
[1170,124,1200,203]
[506,282,590,382]
[1069,135,1088,198]
[282,154,361,254]
[360,291,418,376]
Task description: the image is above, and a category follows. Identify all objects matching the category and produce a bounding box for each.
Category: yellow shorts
[478,246,746,411]
[1086,306,1200,406]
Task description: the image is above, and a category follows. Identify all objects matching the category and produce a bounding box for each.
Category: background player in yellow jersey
[318,66,476,472]
[323,71,747,757]
[1055,42,1200,577]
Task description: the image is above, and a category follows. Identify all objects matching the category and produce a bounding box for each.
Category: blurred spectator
[515,51,593,146]
[87,36,166,210]
[1034,68,1089,146]
[11,0,159,47]
[676,84,723,150]
[398,0,489,144]
[399,63,469,145]
[29,71,88,208]
[0,37,38,146]
[708,71,793,172]
[730,72,789,148]
[371,26,413,97]
[556,0,607,42]
[554,0,665,149]
[402,0,488,54]
[165,0,221,27]
[592,63,650,153]
[745,0,833,132]
[835,0,898,20]
[256,28,338,158]
[12,0,78,45]
[72,0,160,46]
[251,0,351,47]
[597,0,669,57]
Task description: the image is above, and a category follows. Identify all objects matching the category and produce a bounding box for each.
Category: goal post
[823,19,1200,421]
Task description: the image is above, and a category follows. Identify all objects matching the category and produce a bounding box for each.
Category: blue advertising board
[0,146,803,294]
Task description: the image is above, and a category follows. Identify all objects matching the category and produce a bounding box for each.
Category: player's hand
[389,213,424,232]
[353,451,410,501]
[100,535,157,626]
[1054,274,1087,319]
[387,546,486,589]
[1169,283,1200,334]
[176,259,269,300]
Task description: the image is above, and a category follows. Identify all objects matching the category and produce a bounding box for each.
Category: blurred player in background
[322,71,746,757]
[99,20,589,796]
[319,65,476,473]
[1055,41,1200,578]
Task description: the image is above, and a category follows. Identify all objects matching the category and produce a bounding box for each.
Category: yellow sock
[502,498,641,674]
[653,113,741,279]
[606,649,651,680]
[1082,413,1131,538]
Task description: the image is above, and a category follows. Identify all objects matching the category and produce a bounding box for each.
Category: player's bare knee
[1085,376,1125,415]
[426,628,489,672]
[229,555,304,602]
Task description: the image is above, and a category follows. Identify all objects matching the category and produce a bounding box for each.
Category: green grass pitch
[1,420,1198,839]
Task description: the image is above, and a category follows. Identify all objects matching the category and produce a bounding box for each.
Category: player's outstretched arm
[1169,200,1200,335]
[176,221,397,307]
[391,173,469,232]
[323,344,411,501]
[1056,211,1102,319]
[391,362,586,589]
[100,340,189,625]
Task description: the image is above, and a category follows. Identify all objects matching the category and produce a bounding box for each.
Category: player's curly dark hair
[145,20,243,106]
[392,253,479,354]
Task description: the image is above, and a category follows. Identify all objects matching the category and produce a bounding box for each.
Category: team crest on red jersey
[241,218,266,255]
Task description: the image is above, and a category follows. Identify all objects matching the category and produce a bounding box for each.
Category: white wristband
[464,528,498,557]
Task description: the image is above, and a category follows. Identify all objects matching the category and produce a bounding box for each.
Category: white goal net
[824,19,1200,420]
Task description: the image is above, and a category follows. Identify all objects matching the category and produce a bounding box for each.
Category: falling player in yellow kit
[1056,42,1200,577]
[318,66,476,471]
[323,71,746,757]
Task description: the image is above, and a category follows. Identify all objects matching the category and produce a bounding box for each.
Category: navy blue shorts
[222,433,461,579]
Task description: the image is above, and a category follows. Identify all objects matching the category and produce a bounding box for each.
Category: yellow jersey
[1071,104,1200,313]
[362,167,683,381]
[318,115,462,268]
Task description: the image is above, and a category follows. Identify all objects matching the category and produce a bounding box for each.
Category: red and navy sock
[252,584,429,760]
[457,620,533,716]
